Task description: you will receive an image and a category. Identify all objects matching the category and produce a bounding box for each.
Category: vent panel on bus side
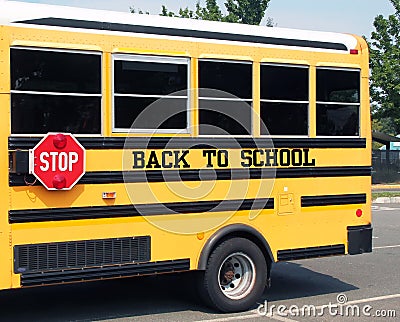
[14,236,151,274]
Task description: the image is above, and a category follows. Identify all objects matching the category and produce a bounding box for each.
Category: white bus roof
[0,0,359,52]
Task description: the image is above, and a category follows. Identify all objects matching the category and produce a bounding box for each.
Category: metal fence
[372,150,400,183]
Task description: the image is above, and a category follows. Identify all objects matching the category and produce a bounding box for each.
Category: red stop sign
[29,133,86,190]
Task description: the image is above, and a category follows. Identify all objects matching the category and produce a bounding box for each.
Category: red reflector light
[53,133,67,149]
[356,209,363,217]
[53,174,66,190]
[350,49,359,55]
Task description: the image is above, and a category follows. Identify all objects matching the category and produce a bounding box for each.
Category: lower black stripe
[20,259,190,287]
[9,166,372,187]
[301,193,367,207]
[9,198,274,223]
[277,244,345,261]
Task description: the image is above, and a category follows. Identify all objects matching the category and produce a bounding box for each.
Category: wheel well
[225,231,273,266]
[197,224,274,272]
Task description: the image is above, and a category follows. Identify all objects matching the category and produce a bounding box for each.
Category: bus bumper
[347,225,372,255]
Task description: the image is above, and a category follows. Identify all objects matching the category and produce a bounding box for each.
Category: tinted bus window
[260,64,309,135]
[317,68,360,136]
[113,55,189,132]
[199,60,252,135]
[11,48,101,134]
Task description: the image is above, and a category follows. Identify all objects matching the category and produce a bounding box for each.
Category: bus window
[199,60,252,135]
[11,48,101,134]
[113,55,189,132]
[260,64,309,136]
[316,68,360,136]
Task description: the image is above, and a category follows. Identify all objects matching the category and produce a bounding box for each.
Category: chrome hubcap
[218,252,256,300]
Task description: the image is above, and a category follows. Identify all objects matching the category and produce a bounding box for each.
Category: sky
[9,0,396,37]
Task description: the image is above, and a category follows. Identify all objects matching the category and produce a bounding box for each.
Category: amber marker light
[102,192,117,199]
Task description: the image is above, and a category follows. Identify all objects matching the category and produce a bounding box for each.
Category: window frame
[259,63,310,138]
[10,46,103,137]
[198,59,253,137]
[112,54,191,134]
[316,67,361,138]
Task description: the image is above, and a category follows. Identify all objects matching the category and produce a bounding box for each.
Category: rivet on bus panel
[102,192,117,199]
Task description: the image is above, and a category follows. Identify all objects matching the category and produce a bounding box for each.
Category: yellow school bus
[1,1,372,312]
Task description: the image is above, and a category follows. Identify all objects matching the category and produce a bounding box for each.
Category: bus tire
[198,237,267,312]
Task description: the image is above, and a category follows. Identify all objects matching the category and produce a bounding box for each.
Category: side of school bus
[1,1,372,312]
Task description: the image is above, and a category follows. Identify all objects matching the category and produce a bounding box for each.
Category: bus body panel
[0,2,371,292]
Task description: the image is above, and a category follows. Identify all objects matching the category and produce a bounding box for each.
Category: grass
[372,191,400,199]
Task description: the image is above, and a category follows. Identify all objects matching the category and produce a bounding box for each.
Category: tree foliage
[160,0,273,26]
[369,0,400,134]
[224,0,270,25]
[129,6,149,14]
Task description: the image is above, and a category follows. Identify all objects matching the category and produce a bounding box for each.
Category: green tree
[195,0,223,21]
[129,6,149,14]
[369,0,400,134]
[160,5,176,17]
[159,0,272,26]
[224,0,270,25]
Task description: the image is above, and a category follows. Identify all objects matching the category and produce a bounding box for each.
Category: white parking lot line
[373,244,400,250]
[193,293,400,322]
[193,311,298,322]
[192,312,259,322]
[340,293,400,305]
[373,206,399,211]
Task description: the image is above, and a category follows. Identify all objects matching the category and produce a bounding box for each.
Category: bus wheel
[199,238,267,312]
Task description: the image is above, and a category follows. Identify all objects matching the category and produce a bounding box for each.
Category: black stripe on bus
[9,198,274,223]
[8,137,367,150]
[301,193,367,207]
[16,18,349,51]
[9,166,372,187]
[277,244,345,261]
[20,259,190,287]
